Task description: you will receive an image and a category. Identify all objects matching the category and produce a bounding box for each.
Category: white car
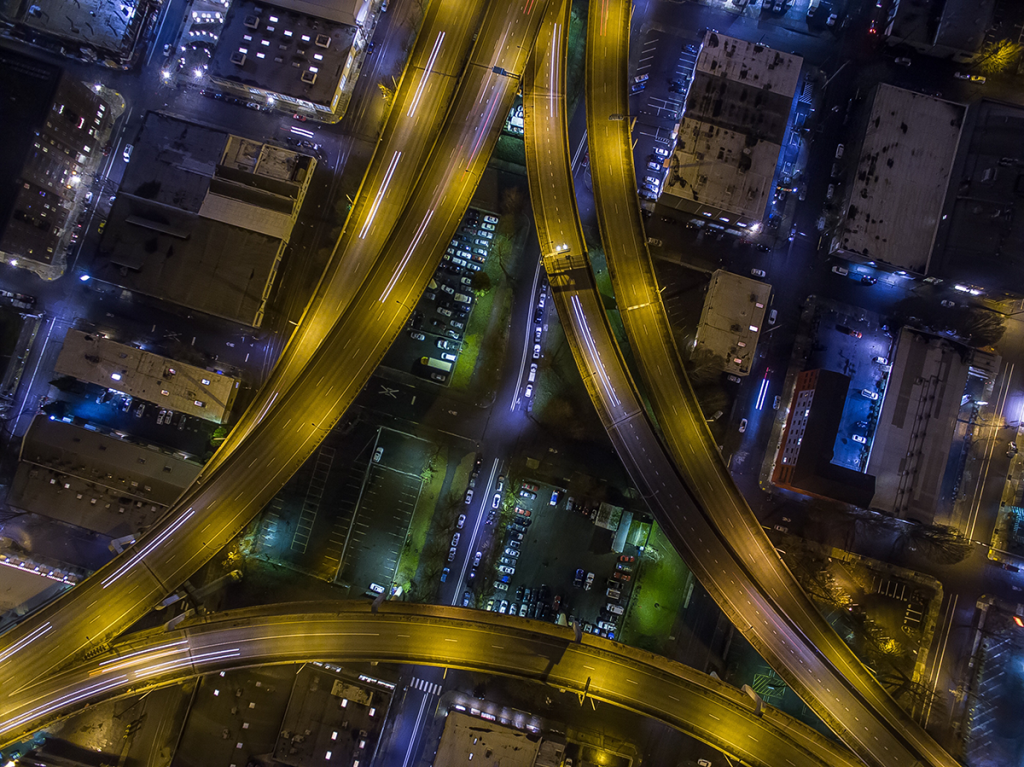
[739,418,748,433]
[852,435,867,444]
[751,268,766,278]
[373,446,384,462]
[835,143,845,159]
[497,565,515,575]
[457,514,466,529]
[768,309,777,324]
[861,389,879,400]
[481,222,496,232]
[524,384,533,398]
[483,214,498,224]
[533,343,541,360]
[464,489,474,504]
[123,144,133,162]
[492,492,502,509]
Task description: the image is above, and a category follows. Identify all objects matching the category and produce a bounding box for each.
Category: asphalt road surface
[0,602,862,767]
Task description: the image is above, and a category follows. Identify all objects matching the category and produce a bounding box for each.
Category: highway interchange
[586,3,957,767]
[0,1,969,765]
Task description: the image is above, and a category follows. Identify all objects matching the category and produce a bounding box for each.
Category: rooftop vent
[243,14,259,29]
[230,51,246,65]
[301,70,317,84]
[315,33,330,48]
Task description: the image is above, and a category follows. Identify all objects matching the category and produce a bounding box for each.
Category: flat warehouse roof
[53,329,237,422]
[835,85,964,272]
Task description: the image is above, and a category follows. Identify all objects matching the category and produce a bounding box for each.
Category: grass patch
[398,449,478,603]
[565,0,588,118]
[621,522,692,653]
[395,444,450,594]
[450,273,504,391]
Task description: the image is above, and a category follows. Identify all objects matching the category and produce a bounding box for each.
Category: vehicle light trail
[381,209,434,302]
[101,508,196,588]
[755,370,770,411]
[0,622,51,664]
[359,150,403,240]
[571,295,619,408]
[0,676,129,736]
[408,32,445,117]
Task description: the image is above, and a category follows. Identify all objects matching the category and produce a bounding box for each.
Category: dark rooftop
[210,0,356,106]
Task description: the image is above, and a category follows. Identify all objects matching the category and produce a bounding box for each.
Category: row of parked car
[411,209,499,382]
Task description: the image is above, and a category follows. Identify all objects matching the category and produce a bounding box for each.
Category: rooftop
[96,112,311,326]
[662,33,802,222]
[8,415,201,535]
[866,328,971,523]
[931,100,1024,294]
[53,329,238,423]
[435,712,540,767]
[889,0,994,55]
[209,0,357,106]
[7,0,144,55]
[0,51,61,238]
[833,85,964,273]
[694,270,771,376]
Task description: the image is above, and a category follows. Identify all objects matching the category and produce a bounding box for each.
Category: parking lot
[481,479,642,640]
[255,424,428,590]
[382,207,498,385]
[628,28,703,202]
[802,296,892,470]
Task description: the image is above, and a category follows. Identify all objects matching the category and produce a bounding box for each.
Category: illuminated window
[110,373,121,381]
[201,378,210,385]
[194,400,205,407]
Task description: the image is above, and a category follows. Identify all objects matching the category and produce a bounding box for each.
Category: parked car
[457,514,466,529]
[462,591,473,607]
[739,418,748,433]
[519,489,536,500]
[451,532,461,548]
[574,568,585,587]
[494,581,508,592]
[441,567,450,583]
[492,492,502,509]
[464,489,474,504]
[373,446,384,462]
[852,435,867,444]
[751,268,766,278]
[861,389,879,400]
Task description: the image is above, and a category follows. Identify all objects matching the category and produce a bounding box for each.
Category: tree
[491,234,515,280]
[959,308,1005,348]
[977,40,1024,75]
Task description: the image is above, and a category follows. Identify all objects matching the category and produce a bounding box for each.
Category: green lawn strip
[399,446,479,602]
[621,522,691,651]
[451,238,513,394]
[396,444,459,595]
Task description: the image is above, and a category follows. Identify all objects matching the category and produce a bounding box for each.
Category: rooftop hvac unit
[315,33,330,48]
[230,51,246,65]
[243,14,259,29]
[301,70,317,84]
